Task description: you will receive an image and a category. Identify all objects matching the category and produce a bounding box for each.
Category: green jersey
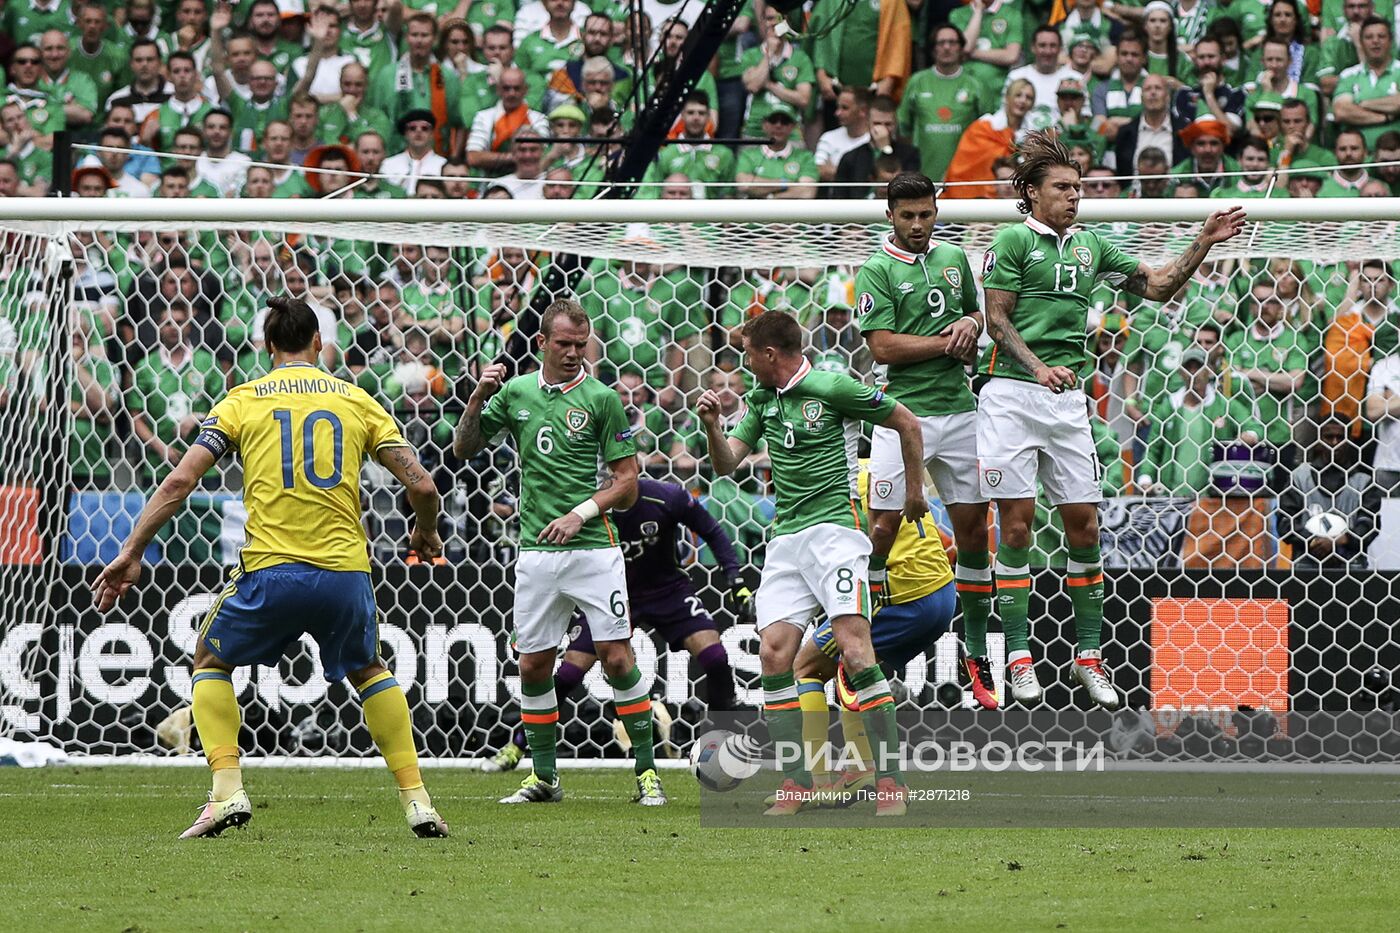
[716,1,755,81]
[950,0,1023,88]
[739,44,815,137]
[729,361,897,537]
[340,21,398,76]
[128,347,225,478]
[640,143,736,198]
[1224,322,1312,446]
[855,235,978,416]
[1333,60,1400,149]
[583,266,688,389]
[811,0,880,89]
[1316,35,1360,83]
[898,66,989,182]
[979,219,1140,381]
[479,371,638,551]
[3,0,71,49]
[516,30,581,87]
[67,39,128,105]
[735,145,818,189]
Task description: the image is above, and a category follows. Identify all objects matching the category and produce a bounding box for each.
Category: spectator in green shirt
[1317,129,1373,196]
[2,0,71,51]
[735,106,818,200]
[740,5,813,139]
[1317,0,1376,95]
[1331,16,1400,149]
[1137,346,1265,497]
[952,0,1024,89]
[68,324,121,489]
[1226,281,1312,453]
[39,29,99,131]
[899,22,992,183]
[128,300,226,483]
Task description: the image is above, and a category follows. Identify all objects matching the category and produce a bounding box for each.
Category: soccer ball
[1304,510,1349,541]
[689,729,762,792]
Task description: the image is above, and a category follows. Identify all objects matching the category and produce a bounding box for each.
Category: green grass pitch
[2,766,1397,932]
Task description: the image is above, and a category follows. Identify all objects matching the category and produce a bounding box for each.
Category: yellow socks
[192,668,243,800]
[357,671,432,813]
[797,678,832,785]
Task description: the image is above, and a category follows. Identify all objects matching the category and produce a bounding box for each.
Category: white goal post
[1,195,1398,768]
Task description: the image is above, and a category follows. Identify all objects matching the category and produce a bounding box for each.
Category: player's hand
[695,389,723,426]
[1033,364,1077,392]
[409,524,443,560]
[1201,206,1247,245]
[725,576,755,625]
[538,512,584,545]
[901,488,929,525]
[93,553,141,612]
[471,363,507,405]
[940,317,980,360]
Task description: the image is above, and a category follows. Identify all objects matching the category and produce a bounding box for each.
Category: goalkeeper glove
[726,576,755,625]
[868,568,891,610]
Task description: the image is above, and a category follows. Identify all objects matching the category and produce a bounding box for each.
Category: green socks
[846,664,901,781]
[761,672,809,787]
[995,544,1032,655]
[1067,545,1105,653]
[608,664,655,774]
[520,678,559,784]
[956,548,993,657]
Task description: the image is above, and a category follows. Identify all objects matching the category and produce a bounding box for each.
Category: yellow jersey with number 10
[858,462,954,604]
[196,363,409,573]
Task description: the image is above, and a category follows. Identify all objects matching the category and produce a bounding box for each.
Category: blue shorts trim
[812,581,956,669]
[199,563,379,683]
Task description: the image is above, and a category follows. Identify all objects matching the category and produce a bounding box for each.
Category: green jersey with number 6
[479,371,638,551]
[856,235,978,417]
[729,360,896,538]
[979,218,1140,382]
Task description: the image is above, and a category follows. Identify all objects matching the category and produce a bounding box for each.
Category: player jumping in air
[454,300,665,806]
[93,297,449,839]
[697,311,928,816]
[790,461,958,809]
[855,171,999,711]
[480,476,753,772]
[979,130,1246,708]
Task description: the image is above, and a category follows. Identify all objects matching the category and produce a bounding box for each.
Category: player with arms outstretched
[856,171,998,711]
[979,130,1246,707]
[697,311,928,816]
[94,297,449,839]
[481,477,751,772]
[454,300,665,806]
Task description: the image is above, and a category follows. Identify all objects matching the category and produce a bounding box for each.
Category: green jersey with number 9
[729,360,897,538]
[978,218,1140,382]
[479,370,638,551]
[855,235,979,417]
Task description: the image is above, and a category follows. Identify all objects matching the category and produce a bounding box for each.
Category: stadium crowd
[3,0,1400,571]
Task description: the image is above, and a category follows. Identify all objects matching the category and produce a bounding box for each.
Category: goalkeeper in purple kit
[482,477,752,771]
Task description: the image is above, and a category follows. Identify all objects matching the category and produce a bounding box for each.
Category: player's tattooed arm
[377,445,442,558]
[454,362,507,459]
[1122,206,1248,301]
[986,288,1077,391]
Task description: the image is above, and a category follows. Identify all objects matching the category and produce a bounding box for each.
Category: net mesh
[2,206,1398,763]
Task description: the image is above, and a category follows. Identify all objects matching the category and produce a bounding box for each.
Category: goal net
[2,197,1398,766]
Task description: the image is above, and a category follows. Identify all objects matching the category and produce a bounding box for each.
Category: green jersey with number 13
[978,218,1139,382]
[479,371,638,551]
[729,360,897,538]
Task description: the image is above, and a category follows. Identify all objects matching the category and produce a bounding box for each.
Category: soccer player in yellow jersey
[791,463,958,815]
[94,297,449,839]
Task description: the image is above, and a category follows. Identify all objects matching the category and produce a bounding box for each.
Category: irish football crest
[566,408,590,431]
[1073,246,1093,267]
[874,479,894,500]
[801,400,823,428]
[943,268,962,288]
[984,468,1003,487]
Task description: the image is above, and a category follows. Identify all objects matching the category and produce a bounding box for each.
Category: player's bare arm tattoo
[387,447,428,487]
[1123,235,1210,302]
[984,288,1046,376]
[453,408,486,459]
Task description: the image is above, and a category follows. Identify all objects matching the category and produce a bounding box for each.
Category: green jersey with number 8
[479,370,638,551]
[978,218,1140,382]
[729,360,897,538]
[856,235,978,417]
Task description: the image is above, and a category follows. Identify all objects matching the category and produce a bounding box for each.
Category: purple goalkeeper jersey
[613,478,741,600]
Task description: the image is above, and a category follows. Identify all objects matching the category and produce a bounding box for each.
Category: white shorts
[755,523,872,632]
[512,548,631,654]
[868,410,985,508]
[976,377,1103,506]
